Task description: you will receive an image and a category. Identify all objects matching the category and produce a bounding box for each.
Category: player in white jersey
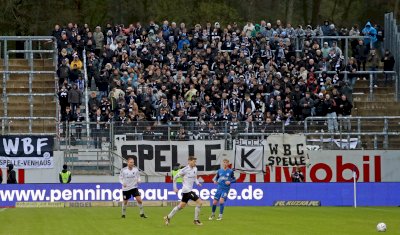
[164,156,203,226]
[119,157,147,219]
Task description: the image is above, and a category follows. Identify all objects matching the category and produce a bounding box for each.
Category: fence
[385,12,400,100]
[61,116,400,151]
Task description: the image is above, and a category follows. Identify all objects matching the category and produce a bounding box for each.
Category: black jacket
[7,164,17,184]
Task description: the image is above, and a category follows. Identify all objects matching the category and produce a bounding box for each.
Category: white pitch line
[0,208,6,212]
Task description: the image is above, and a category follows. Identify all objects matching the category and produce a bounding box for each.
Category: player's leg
[134,194,147,218]
[217,197,226,220]
[121,190,131,218]
[209,190,221,220]
[192,192,203,225]
[164,201,187,225]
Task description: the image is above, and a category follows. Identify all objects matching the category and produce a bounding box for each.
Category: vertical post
[383,117,388,149]
[369,73,374,101]
[396,74,399,101]
[82,49,91,145]
[373,134,378,150]
[304,118,308,133]
[53,39,60,147]
[353,170,357,208]
[344,38,349,82]
[28,39,33,133]
[2,39,7,134]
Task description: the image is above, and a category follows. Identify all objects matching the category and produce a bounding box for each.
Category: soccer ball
[376,222,386,232]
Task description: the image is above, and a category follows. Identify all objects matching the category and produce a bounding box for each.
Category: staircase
[63,147,118,176]
[0,58,57,134]
[352,78,400,149]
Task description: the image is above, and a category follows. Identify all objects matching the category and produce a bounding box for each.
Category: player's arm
[173,168,185,192]
[229,171,236,184]
[212,170,220,184]
[119,169,125,187]
[195,176,201,187]
[137,169,142,184]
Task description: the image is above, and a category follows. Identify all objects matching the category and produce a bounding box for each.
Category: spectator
[291,166,305,182]
[337,94,353,131]
[381,49,395,84]
[57,59,70,88]
[367,49,380,87]
[362,22,377,48]
[70,53,83,70]
[324,93,338,133]
[68,83,82,114]
[355,40,368,72]
[7,164,17,184]
[93,26,104,56]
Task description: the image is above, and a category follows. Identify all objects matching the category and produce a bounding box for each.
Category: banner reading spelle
[0,135,54,169]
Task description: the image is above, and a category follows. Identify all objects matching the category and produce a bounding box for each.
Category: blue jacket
[362,22,377,45]
[178,38,190,50]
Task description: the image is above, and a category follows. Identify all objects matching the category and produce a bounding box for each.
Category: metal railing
[385,12,400,100]
[0,36,58,135]
[60,117,400,151]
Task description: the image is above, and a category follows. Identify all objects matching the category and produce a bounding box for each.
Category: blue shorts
[214,189,229,201]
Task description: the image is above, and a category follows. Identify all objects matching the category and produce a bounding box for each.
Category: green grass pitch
[0,206,399,235]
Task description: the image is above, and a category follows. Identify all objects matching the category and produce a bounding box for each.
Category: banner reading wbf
[1,183,399,207]
[0,136,54,168]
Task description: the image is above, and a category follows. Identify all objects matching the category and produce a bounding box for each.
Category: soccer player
[209,158,236,221]
[164,156,203,226]
[119,157,147,219]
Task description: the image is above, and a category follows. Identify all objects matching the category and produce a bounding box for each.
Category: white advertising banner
[114,135,400,182]
[114,137,226,176]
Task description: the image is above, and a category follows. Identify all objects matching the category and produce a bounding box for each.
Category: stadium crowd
[55,19,395,137]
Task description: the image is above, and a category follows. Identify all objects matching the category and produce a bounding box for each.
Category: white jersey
[174,165,199,193]
[119,166,141,191]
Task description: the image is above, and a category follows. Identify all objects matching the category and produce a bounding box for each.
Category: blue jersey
[214,168,236,191]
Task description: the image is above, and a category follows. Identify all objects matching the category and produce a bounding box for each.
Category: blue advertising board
[0,183,399,207]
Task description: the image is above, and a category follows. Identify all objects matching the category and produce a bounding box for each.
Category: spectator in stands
[90,108,105,149]
[299,92,314,120]
[367,49,380,87]
[57,59,70,88]
[59,164,72,183]
[58,86,69,116]
[68,83,82,115]
[143,125,155,140]
[61,106,74,138]
[73,107,85,140]
[324,93,338,133]
[337,94,353,131]
[362,22,377,48]
[0,168,2,184]
[93,26,104,56]
[381,49,395,85]
[355,40,368,72]
[53,19,367,136]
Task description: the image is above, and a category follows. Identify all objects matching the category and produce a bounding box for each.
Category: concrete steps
[64,150,114,176]
[0,58,57,134]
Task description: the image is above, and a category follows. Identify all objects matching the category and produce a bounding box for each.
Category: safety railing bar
[6,93,56,96]
[0,36,54,40]
[7,50,55,53]
[0,71,56,74]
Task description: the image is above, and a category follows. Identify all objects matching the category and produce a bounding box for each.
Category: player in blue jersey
[209,158,236,221]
